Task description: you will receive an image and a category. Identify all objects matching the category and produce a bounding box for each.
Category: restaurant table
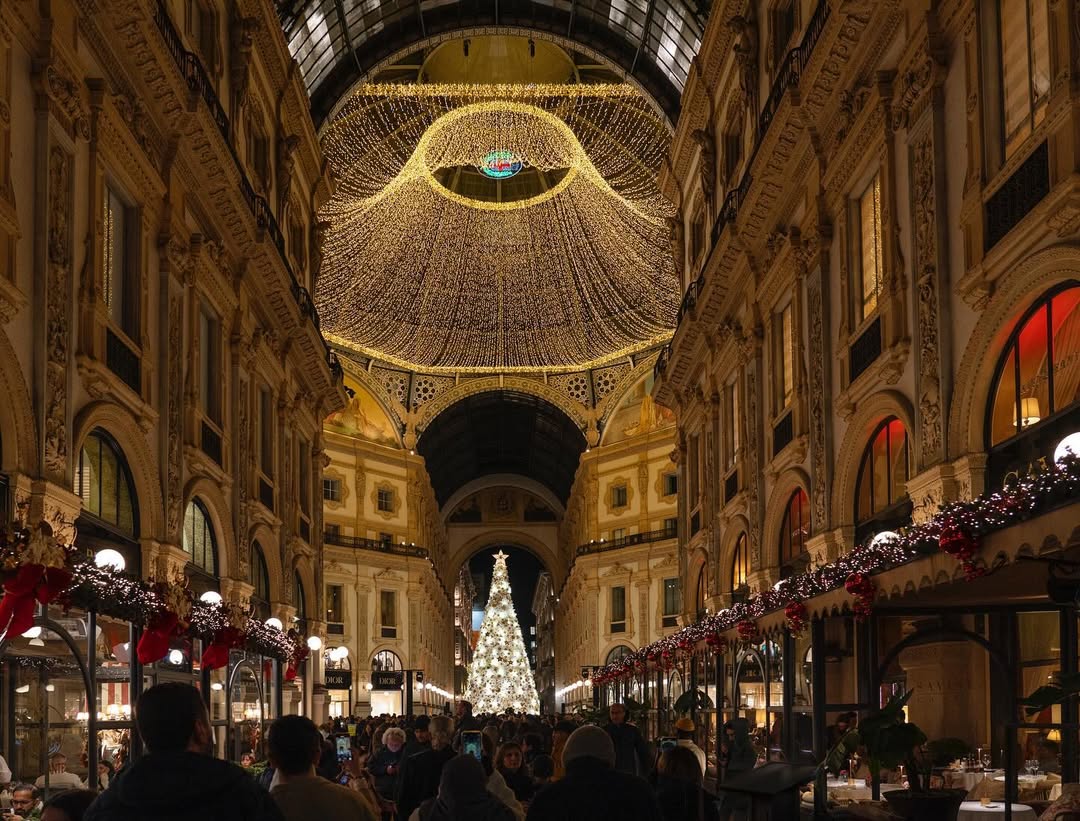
[948,770,989,791]
[957,801,1037,821]
[1049,782,1062,801]
[992,775,1043,785]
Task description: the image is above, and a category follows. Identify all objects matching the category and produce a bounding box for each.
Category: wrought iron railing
[660,0,832,382]
[324,530,430,559]
[575,526,678,556]
[985,140,1050,251]
[152,2,341,383]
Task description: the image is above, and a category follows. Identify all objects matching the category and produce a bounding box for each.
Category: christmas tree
[466,551,540,714]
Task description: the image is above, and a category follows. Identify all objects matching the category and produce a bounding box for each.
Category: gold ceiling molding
[317,84,680,373]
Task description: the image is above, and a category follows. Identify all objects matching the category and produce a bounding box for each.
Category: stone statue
[728,15,759,108]
[691,128,716,202]
[667,214,686,277]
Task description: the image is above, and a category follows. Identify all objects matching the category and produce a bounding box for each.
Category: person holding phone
[8,784,40,821]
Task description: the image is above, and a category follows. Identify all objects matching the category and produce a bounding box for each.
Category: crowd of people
[0,684,760,821]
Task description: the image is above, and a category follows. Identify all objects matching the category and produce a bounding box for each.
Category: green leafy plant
[672,687,714,715]
[1021,672,1080,716]
[821,691,929,796]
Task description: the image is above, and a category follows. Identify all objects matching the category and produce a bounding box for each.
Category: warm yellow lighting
[1016,397,1041,428]
[317,84,678,373]
[1047,729,1061,743]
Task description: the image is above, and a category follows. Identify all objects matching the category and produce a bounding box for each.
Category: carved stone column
[802,223,833,535]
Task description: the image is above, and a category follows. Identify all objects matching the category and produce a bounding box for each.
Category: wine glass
[981,752,991,770]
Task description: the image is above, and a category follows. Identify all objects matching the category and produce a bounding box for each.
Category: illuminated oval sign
[479,150,524,179]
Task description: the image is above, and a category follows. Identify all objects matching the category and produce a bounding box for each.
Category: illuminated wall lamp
[1015,397,1041,428]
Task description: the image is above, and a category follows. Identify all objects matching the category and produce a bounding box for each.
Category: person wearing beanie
[674,718,706,777]
[604,703,651,778]
[526,726,662,821]
[550,721,576,781]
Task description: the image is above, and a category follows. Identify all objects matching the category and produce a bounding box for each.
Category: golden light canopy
[317,84,680,373]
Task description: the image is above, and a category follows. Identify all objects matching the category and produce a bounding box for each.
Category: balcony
[575,525,678,557]
[658,0,833,384]
[151,2,341,384]
[324,530,430,559]
[985,141,1050,252]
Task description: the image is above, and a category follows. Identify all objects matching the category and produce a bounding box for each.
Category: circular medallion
[479,149,524,179]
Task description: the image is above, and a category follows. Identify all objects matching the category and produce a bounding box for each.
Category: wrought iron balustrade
[985,140,1050,251]
[575,526,678,556]
[152,1,340,383]
[324,530,430,559]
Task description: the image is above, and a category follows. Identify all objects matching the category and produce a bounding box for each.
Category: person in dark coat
[84,682,283,821]
[416,754,517,821]
[653,746,719,821]
[526,725,662,821]
[396,715,456,821]
[367,727,406,800]
[717,718,756,821]
[603,703,651,777]
[405,716,432,757]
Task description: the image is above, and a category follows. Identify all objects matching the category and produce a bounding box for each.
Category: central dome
[316,85,680,373]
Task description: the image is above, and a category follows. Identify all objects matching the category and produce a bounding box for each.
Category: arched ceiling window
[182,498,218,577]
[251,542,270,619]
[989,283,1080,446]
[605,644,634,665]
[731,533,749,594]
[779,488,810,573]
[372,649,402,671]
[75,429,137,538]
[855,417,911,540]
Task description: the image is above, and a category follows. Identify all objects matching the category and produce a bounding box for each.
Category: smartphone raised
[461,729,483,761]
[336,735,352,762]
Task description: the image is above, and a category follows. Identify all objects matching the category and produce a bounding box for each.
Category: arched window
[855,417,911,538]
[75,429,137,538]
[251,542,270,620]
[731,533,749,593]
[294,571,307,619]
[695,564,708,619]
[182,498,218,577]
[779,488,810,572]
[372,649,401,671]
[605,645,634,665]
[989,283,1080,446]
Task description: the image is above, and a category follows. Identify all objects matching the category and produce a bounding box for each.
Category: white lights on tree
[199,591,223,605]
[94,549,126,572]
[465,551,540,714]
[1055,432,1080,464]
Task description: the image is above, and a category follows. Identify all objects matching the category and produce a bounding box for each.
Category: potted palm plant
[821,691,964,821]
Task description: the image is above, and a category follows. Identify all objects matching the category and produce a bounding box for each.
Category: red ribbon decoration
[0,563,72,639]
[785,601,809,635]
[844,572,876,621]
[136,611,180,665]
[201,626,244,671]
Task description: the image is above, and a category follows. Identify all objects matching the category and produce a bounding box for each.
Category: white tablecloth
[948,771,988,791]
[1049,783,1062,801]
[826,782,904,802]
[993,775,1042,784]
[957,801,1037,821]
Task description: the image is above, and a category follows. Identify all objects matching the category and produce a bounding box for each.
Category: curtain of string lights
[317,84,680,373]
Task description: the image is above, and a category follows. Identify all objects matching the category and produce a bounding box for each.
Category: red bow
[0,563,72,639]
[202,626,244,671]
[136,611,180,665]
